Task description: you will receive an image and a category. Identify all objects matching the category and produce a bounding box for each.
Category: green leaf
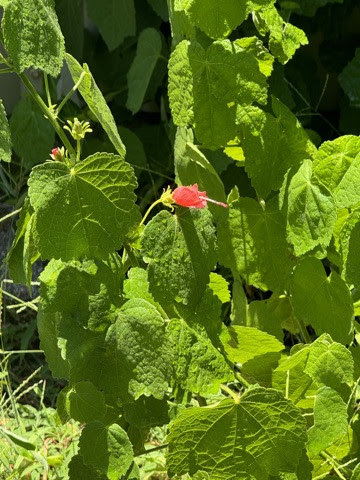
[124,267,158,306]
[0,99,11,162]
[218,195,294,292]
[37,309,69,379]
[65,53,126,157]
[339,48,360,108]
[85,0,135,51]
[280,0,343,17]
[117,127,147,176]
[168,39,270,149]
[68,454,108,480]
[174,127,227,222]
[177,287,224,348]
[55,0,84,60]
[123,396,169,429]
[307,386,348,455]
[141,209,217,307]
[176,0,274,39]
[2,0,65,76]
[284,159,336,255]
[39,255,122,331]
[254,5,308,64]
[79,422,134,480]
[290,258,354,344]
[28,153,139,260]
[126,28,164,114]
[168,318,233,396]
[147,0,168,20]
[243,96,316,198]
[312,135,360,208]
[272,345,315,407]
[208,273,230,304]
[0,427,36,451]
[10,95,55,168]
[104,299,171,400]
[246,299,285,341]
[304,334,354,393]
[221,325,283,365]
[167,387,307,479]
[7,199,32,284]
[339,209,360,288]
[57,381,106,424]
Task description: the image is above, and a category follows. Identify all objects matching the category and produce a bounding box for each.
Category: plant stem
[136,443,168,456]
[76,139,81,163]
[139,199,163,226]
[43,72,52,107]
[56,71,86,115]
[0,208,21,224]
[297,318,312,344]
[234,371,251,388]
[220,384,240,403]
[19,72,75,156]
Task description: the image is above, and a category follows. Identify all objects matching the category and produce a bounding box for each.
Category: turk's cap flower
[164,184,227,209]
[50,146,65,161]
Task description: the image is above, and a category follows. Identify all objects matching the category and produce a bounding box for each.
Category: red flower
[51,147,59,157]
[172,184,227,209]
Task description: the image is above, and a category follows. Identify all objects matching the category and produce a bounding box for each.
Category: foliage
[1,0,360,479]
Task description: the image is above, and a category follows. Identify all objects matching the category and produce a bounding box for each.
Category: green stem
[136,444,168,456]
[56,71,86,115]
[76,139,81,163]
[139,199,163,227]
[43,72,52,107]
[0,68,14,74]
[19,72,75,156]
[220,384,240,403]
[0,208,21,224]
[234,371,251,388]
[297,318,312,344]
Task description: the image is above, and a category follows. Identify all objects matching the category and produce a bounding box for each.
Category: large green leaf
[86,0,135,51]
[291,258,354,344]
[123,396,169,429]
[340,209,360,288]
[2,0,65,76]
[103,299,171,400]
[339,48,360,108]
[78,422,134,480]
[272,345,315,407]
[168,318,233,396]
[68,455,108,480]
[37,309,69,380]
[279,0,343,17]
[176,0,274,39]
[28,153,139,260]
[304,334,354,393]
[0,99,11,162]
[168,38,270,149]
[167,387,307,480]
[218,195,294,292]
[65,54,126,157]
[10,96,55,168]
[284,159,336,255]
[39,255,122,331]
[243,97,316,198]
[127,28,164,114]
[55,0,84,60]
[141,208,217,307]
[254,5,307,64]
[221,325,283,365]
[57,381,106,424]
[307,386,348,455]
[312,135,360,208]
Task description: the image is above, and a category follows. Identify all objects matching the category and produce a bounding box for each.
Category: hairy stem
[19,72,75,156]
